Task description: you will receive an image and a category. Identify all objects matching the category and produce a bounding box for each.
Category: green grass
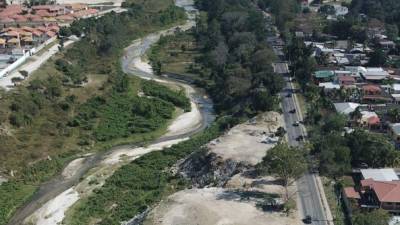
[322,177,347,225]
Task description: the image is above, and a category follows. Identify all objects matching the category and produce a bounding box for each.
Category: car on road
[286,93,292,98]
[293,121,300,127]
[303,215,312,224]
[289,109,296,113]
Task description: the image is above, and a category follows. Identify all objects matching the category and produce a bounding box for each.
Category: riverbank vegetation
[0,0,187,224]
[63,117,236,225]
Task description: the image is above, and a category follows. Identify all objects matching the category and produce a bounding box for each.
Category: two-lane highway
[280,74,329,225]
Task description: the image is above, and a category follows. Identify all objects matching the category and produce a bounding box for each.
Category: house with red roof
[362,84,392,103]
[343,169,400,215]
[361,179,400,213]
[337,75,356,87]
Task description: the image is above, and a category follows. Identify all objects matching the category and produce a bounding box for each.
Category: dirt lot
[144,112,303,225]
[208,111,284,165]
[145,186,302,225]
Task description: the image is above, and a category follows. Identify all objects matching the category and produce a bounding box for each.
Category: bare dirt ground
[208,111,284,165]
[145,113,303,225]
[145,186,302,225]
[61,158,86,179]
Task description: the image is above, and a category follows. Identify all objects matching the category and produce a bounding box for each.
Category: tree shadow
[216,189,283,212]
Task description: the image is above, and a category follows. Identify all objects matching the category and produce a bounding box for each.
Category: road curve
[7,1,214,225]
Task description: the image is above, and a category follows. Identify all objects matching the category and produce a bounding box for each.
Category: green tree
[258,143,307,201]
[347,129,400,167]
[368,49,388,67]
[352,209,390,225]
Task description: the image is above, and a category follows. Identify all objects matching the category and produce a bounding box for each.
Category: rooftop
[361,168,399,182]
[343,187,360,199]
[334,102,359,115]
[314,70,335,79]
[390,123,400,136]
[361,179,400,203]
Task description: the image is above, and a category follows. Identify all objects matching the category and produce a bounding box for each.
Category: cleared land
[145,112,303,225]
[208,111,284,165]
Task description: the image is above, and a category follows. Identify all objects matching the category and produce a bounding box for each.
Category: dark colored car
[303,215,312,224]
[286,93,292,98]
[289,109,296,113]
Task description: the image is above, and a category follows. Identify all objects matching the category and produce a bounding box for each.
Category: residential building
[359,111,380,127]
[319,82,340,92]
[360,179,400,213]
[389,123,400,143]
[314,70,335,80]
[337,75,356,86]
[334,102,360,115]
[360,169,399,182]
[360,67,389,82]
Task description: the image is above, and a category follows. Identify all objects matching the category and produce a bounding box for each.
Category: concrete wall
[0,36,57,78]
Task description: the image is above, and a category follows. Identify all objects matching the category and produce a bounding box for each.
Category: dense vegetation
[63,118,235,225]
[257,0,299,33]
[350,0,400,33]
[191,0,284,115]
[0,0,187,224]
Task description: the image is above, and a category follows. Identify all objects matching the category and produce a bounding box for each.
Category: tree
[350,107,362,121]
[368,49,388,67]
[317,133,351,178]
[258,143,307,201]
[387,108,400,122]
[352,209,390,225]
[347,129,400,167]
[321,113,346,134]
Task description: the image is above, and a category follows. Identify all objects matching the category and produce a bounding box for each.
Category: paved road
[280,75,329,225]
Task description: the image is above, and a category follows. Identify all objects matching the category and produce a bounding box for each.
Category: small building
[360,111,380,127]
[360,169,399,182]
[314,70,335,80]
[360,179,400,213]
[334,102,360,115]
[363,84,382,96]
[379,40,396,49]
[319,82,340,91]
[392,84,400,94]
[337,75,356,86]
[360,67,389,82]
[388,123,400,144]
[342,187,360,216]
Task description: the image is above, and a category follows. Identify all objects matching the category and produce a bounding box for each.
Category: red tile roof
[338,75,355,82]
[344,187,360,199]
[45,31,56,37]
[362,84,381,93]
[361,179,400,203]
[368,116,380,125]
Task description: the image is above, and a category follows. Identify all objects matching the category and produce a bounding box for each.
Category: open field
[208,112,284,165]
